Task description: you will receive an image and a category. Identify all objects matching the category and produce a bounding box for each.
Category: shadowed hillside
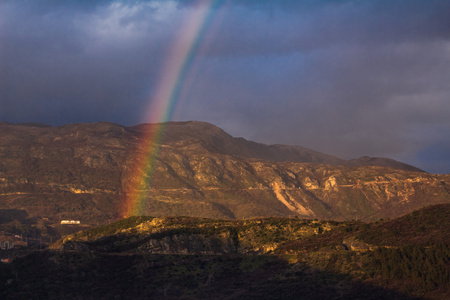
[1,205,447,299]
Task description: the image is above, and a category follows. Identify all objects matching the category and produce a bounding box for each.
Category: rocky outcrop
[137,155,449,221]
[137,233,238,255]
[53,216,332,255]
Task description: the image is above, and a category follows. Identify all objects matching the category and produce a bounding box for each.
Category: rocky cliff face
[135,152,449,221]
[0,121,448,226]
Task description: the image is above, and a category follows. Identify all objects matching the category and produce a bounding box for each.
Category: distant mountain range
[0,121,448,228]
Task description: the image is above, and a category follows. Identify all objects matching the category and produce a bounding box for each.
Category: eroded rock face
[0,121,448,225]
[141,153,450,221]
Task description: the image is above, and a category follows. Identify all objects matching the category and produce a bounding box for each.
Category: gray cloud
[1,0,450,173]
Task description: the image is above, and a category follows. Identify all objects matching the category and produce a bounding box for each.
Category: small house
[61,220,81,225]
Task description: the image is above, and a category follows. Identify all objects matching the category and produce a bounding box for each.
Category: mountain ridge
[0,121,447,228]
[2,120,424,170]
[135,120,426,170]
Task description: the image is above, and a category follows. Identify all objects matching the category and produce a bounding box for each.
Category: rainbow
[121,0,224,217]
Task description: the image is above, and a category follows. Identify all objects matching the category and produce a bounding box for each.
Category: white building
[60,220,81,225]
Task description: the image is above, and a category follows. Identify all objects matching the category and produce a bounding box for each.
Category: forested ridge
[1,204,448,299]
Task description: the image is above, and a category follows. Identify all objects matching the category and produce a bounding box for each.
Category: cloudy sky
[1,0,450,174]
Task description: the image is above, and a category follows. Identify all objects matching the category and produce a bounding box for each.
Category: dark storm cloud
[1,0,450,173]
[176,0,450,173]
[196,0,450,56]
[0,0,179,123]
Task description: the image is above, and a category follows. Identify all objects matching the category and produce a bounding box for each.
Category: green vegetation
[365,245,450,291]
[1,251,419,300]
[54,216,334,254]
[355,204,450,246]
[1,204,449,299]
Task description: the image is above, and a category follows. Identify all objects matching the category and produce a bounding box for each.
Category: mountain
[345,156,424,173]
[0,121,449,231]
[134,121,425,170]
[156,121,346,165]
